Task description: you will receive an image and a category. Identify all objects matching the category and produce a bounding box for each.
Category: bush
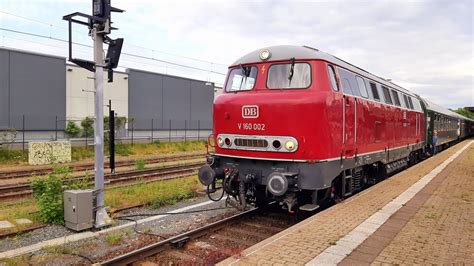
[31,166,89,224]
[81,117,94,137]
[65,121,81,138]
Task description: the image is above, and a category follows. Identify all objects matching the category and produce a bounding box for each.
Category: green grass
[105,231,124,246]
[0,149,27,164]
[71,140,207,161]
[0,175,202,230]
[106,175,201,209]
[135,159,146,170]
[0,141,208,167]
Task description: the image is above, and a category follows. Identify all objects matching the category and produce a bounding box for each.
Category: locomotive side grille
[234,138,268,148]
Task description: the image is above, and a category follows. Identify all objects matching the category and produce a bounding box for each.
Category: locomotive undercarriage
[198,144,426,213]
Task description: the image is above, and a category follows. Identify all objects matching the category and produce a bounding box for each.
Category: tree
[80,117,94,137]
[65,121,81,138]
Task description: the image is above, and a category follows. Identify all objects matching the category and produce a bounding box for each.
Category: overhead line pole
[92,26,109,228]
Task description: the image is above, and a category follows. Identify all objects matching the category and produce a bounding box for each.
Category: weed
[105,231,123,246]
[31,167,89,224]
[135,159,146,170]
[42,244,73,255]
[0,255,29,266]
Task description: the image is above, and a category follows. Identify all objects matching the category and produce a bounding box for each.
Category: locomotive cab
[199,46,340,212]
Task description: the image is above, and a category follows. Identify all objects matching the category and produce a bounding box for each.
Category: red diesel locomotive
[198,45,467,212]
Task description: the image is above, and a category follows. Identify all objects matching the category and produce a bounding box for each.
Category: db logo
[242,105,259,118]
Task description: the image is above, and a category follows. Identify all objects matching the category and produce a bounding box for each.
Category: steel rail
[100,207,259,265]
[0,153,205,179]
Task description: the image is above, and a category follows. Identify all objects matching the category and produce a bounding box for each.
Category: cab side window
[327,65,339,91]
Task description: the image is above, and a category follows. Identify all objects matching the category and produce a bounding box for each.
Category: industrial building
[0,47,214,143]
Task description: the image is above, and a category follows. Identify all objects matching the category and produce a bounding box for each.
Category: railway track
[0,162,203,201]
[100,207,295,265]
[0,153,205,180]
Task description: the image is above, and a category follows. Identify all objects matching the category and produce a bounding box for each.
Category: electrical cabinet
[64,190,95,231]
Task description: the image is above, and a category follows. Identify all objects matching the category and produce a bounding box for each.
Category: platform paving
[218,140,473,265]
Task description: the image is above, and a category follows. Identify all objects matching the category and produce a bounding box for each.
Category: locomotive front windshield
[267,62,311,89]
[225,66,258,92]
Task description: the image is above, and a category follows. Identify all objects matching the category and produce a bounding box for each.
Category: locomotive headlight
[285,140,296,151]
[217,137,224,147]
[259,49,271,60]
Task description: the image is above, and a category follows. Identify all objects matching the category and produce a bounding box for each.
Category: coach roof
[232,45,414,96]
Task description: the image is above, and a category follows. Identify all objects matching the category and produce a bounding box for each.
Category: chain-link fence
[0,115,213,151]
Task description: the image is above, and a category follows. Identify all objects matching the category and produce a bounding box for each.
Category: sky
[0,0,473,109]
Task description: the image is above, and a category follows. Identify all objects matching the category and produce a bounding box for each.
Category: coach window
[369,82,380,101]
[225,66,258,92]
[327,65,339,91]
[267,62,311,89]
[356,76,369,98]
[391,90,401,106]
[382,86,393,105]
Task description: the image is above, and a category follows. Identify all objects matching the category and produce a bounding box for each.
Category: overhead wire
[0,27,227,76]
[0,9,228,66]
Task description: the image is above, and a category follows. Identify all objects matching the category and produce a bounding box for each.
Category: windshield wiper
[288,57,295,86]
[239,64,249,90]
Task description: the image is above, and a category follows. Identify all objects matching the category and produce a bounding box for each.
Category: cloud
[0,0,472,108]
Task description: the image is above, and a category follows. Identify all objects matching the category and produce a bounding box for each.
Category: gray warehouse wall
[0,48,66,131]
[0,50,9,130]
[128,69,214,130]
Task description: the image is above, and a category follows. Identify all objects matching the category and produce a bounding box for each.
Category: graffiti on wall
[28,141,72,165]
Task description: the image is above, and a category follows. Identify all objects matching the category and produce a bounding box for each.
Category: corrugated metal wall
[0,48,66,130]
[0,48,214,132]
[128,69,213,130]
[0,50,9,129]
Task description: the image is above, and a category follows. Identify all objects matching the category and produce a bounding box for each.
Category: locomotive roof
[232,45,415,96]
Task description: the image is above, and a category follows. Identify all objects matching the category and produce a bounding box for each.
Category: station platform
[219,140,473,265]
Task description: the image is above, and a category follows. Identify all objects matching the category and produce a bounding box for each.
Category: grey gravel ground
[0,194,241,264]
